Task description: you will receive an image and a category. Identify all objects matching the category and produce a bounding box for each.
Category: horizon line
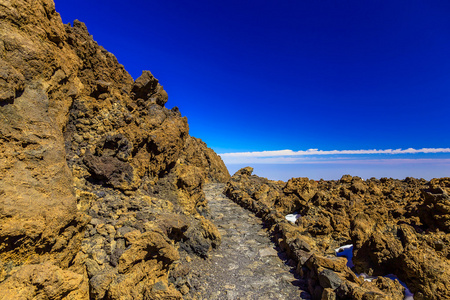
[219,147,450,158]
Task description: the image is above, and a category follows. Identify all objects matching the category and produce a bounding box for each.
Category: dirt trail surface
[184,183,310,299]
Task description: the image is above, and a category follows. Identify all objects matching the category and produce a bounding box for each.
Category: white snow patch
[285,213,301,224]
[335,244,353,251]
[359,273,377,282]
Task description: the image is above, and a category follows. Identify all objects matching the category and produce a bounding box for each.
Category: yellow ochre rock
[0,0,230,298]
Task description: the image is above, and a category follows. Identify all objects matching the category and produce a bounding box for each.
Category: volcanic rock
[0,0,229,298]
[225,168,450,300]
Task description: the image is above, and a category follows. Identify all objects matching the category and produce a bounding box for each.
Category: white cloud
[219,148,450,164]
[220,147,450,158]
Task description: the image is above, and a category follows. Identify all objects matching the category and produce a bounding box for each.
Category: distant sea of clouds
[220,147,450,181]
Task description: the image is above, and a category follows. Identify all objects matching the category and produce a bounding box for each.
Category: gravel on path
[182,183,311,300]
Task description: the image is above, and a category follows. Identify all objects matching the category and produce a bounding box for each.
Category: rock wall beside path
[225,167,450,300]
[0,0,229,299]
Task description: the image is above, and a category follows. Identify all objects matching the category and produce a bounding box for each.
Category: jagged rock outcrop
[0,0,229,298]
[225,167,450,300]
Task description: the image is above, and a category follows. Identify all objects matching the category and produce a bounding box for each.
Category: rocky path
[184,183,310,300]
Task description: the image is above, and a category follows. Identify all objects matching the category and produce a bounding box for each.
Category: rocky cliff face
[0,0,229,298]
[225,168,450,300]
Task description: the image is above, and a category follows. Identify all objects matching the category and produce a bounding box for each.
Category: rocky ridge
[0,0,229,299]
[225,167,450,300]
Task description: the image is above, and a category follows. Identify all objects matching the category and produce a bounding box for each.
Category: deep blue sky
[54,1,450,179]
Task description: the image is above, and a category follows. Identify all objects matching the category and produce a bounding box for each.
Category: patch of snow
[334,244,354,268]
[335,244,353,251]
[285,213,301,224]
[359,273,377,282]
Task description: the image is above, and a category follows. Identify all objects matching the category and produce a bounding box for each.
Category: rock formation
[0,0,229,298]
[2,1,448,299]
[225,167,450,300]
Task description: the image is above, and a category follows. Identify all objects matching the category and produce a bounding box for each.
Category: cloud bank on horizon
[220,147,450,164]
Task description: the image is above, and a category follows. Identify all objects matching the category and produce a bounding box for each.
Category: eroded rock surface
[225,167,450,300]
[0,0,229,298]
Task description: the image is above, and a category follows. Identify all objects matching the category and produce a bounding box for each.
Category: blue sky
[54,0,450,180]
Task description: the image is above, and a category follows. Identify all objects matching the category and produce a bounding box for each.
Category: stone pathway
[184,183,310,300]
